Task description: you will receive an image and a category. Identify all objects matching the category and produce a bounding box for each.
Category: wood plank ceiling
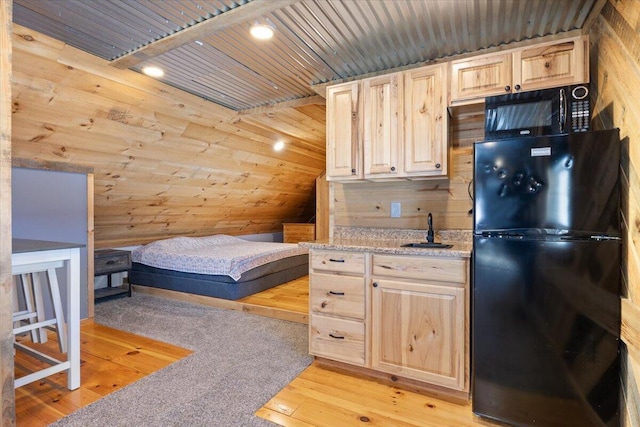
[10,0,601,247]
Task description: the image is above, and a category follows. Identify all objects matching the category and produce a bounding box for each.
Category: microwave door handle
[559,88,566,133]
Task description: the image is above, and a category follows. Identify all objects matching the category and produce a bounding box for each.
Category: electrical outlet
[390,202,401,218]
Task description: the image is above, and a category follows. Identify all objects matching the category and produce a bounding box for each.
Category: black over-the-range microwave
[484,84,591,140]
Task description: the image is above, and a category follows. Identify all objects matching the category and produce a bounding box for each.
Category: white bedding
[132,234,308,280]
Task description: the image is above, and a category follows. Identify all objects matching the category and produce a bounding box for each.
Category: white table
[12,238,82,390]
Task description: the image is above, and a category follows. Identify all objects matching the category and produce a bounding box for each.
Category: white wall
[12,167,89,318]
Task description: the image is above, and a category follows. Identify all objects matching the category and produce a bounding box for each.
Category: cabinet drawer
[310,314,365,366]
[372,254,467,284]
[310,273,365,320]
[94,250,131,275]
[310,250,366,274]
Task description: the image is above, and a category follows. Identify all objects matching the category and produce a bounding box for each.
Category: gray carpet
[51,293,312,427]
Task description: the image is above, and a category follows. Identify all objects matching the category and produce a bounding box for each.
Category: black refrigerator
[472,129,621,427]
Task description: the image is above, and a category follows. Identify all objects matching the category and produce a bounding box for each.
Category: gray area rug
[51,293,312,427]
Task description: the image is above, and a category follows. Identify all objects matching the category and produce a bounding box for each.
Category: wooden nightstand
[94,249,132,300]
[283,223,316,243]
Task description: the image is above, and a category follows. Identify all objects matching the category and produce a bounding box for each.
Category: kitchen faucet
[427,213,434,243]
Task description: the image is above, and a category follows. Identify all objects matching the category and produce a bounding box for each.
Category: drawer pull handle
[106,260,116,265]
[328,291,345,296]
[379,265,392,269]
[329,333,345,340]
[329,258,345,263]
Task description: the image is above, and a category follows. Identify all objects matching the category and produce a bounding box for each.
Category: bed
[129,234,309,300]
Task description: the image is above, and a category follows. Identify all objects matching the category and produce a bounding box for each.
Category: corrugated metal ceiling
[13,0,599,111]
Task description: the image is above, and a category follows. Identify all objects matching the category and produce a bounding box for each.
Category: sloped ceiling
[13,0,601,111]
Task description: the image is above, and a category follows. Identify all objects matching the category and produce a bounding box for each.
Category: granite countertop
[299,227,472,258]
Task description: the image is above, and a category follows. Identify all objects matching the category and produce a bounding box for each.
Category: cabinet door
[450,52,512,103]
[326,82,362,181]
[363,73,402,179]
[404,64,448,177]
[513,35,588,92]
[371,278,465,390]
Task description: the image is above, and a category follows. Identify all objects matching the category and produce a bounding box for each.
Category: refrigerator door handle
[590,235,622,241]
[559,88,566,133]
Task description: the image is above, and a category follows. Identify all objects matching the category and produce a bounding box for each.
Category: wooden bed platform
[132,275,310,324]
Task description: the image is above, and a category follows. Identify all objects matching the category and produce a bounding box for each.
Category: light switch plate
[391,202,401,218]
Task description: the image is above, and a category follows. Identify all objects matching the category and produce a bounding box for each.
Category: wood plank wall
[333,103,482,231]
[591,1,640,425]
[9,24,326,249]
[0,0,14,425]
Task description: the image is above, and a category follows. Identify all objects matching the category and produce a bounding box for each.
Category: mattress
[129,235,309,300]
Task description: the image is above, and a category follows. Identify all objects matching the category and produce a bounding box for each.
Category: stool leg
[20,274,41,343]
[47,267,67,354]
[31,272,49,344]
[12,276,20,329]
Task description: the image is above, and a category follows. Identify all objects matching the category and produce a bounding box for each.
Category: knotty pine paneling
[10,24,324,248]
[333,103,482,231]
[591,1,640,425]
[1,1,14,424]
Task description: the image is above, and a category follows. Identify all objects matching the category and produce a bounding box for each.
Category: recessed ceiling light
[250,24,274,40]
[142,66,164,78]
[273,141,285,151]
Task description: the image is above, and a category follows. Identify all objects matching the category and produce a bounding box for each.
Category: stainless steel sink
[401,242,452,249]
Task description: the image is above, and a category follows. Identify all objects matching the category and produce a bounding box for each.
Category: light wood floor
[14,322,192,426]
[134,274,310,324]
[257,363,499,427]
[15,276,502,427]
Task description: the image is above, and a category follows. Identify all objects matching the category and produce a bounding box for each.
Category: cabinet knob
[514,84,521,91]
[390,166,396,172]
[351,168,356,174]
[372,282,378,288]
[504,85,511,92]
[435,163,441,169]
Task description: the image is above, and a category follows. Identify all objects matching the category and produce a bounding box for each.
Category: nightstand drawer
[94,249,131,276]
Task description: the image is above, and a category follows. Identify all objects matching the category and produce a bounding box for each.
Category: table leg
[66,249,80,390]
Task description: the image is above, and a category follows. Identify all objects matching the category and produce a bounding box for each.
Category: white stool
[12,265,67,354]
[12,274,42,343]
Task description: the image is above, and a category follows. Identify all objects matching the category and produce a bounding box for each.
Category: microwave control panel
[570,85,590,133]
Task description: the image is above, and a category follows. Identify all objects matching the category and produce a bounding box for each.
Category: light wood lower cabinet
[308,249,470,393]
[371,277,465,390]
[371,254,468,391]
[309,314,366,366]
[309,250,367,366]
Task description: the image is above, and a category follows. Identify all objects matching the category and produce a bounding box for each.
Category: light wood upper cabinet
[363,73,402,179]
[450,52,512,103]
[450,35,588,105]
[326,64,449,182]
[513,35,588,92]
[404,64,448,178]
[326,82,362,181]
